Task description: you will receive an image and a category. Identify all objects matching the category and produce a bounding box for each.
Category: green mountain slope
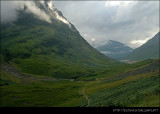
[0,1,119,79]
[121,32,159,61]
[96,40,133,59]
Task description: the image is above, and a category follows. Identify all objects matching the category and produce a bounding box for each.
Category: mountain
[0,1,119,79]
[96,40,133,59]
[121,32,159,61]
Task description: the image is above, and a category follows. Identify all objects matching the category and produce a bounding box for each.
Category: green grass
[1,20,121,80]
[129,93,160,107]
[0,80,86,107]
[0,59,159,107]
[83,75,159,107]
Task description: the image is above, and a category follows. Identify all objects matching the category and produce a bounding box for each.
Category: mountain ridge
[1,1,120,79]
[96,40,133,59]
[121,32,159,61]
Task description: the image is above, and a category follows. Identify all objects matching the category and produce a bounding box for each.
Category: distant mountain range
[96,40,133,59]
[121,32,159,61]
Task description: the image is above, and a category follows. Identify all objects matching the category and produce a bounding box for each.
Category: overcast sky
[1,1,159,48]
[53,1,159,48]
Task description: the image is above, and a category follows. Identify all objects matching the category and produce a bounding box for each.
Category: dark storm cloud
[54,1,159,48]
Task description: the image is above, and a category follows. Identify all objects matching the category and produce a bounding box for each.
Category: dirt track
[82,89,90,107]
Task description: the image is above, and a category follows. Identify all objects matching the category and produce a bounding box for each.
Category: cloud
[54,10,71,28]
[129,38,150,47]
[54,1,159,48]
[1,1,18,23]
[1,1,72,28]
[91,38,95,42]
[48,1,71,28]
[105,1,133,8]
[1,1,51,23]
[23,1,51,23]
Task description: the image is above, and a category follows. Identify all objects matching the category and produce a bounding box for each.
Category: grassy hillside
[121,32,159,61]
[0,59,159,107]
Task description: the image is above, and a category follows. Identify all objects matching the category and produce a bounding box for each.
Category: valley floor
[0,59,159,107]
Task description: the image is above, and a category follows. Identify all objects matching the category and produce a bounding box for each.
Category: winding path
[82,89,90,107]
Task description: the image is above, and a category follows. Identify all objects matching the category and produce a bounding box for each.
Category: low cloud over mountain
[54,1,159,48]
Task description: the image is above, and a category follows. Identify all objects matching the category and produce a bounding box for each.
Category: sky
[1,1,159,49]
[53,1,159,48]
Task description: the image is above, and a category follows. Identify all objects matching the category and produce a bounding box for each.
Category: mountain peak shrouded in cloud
[1,1,72,28]
[1,1,50,23]
[2,1,158,48]
[1,0,119,78]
